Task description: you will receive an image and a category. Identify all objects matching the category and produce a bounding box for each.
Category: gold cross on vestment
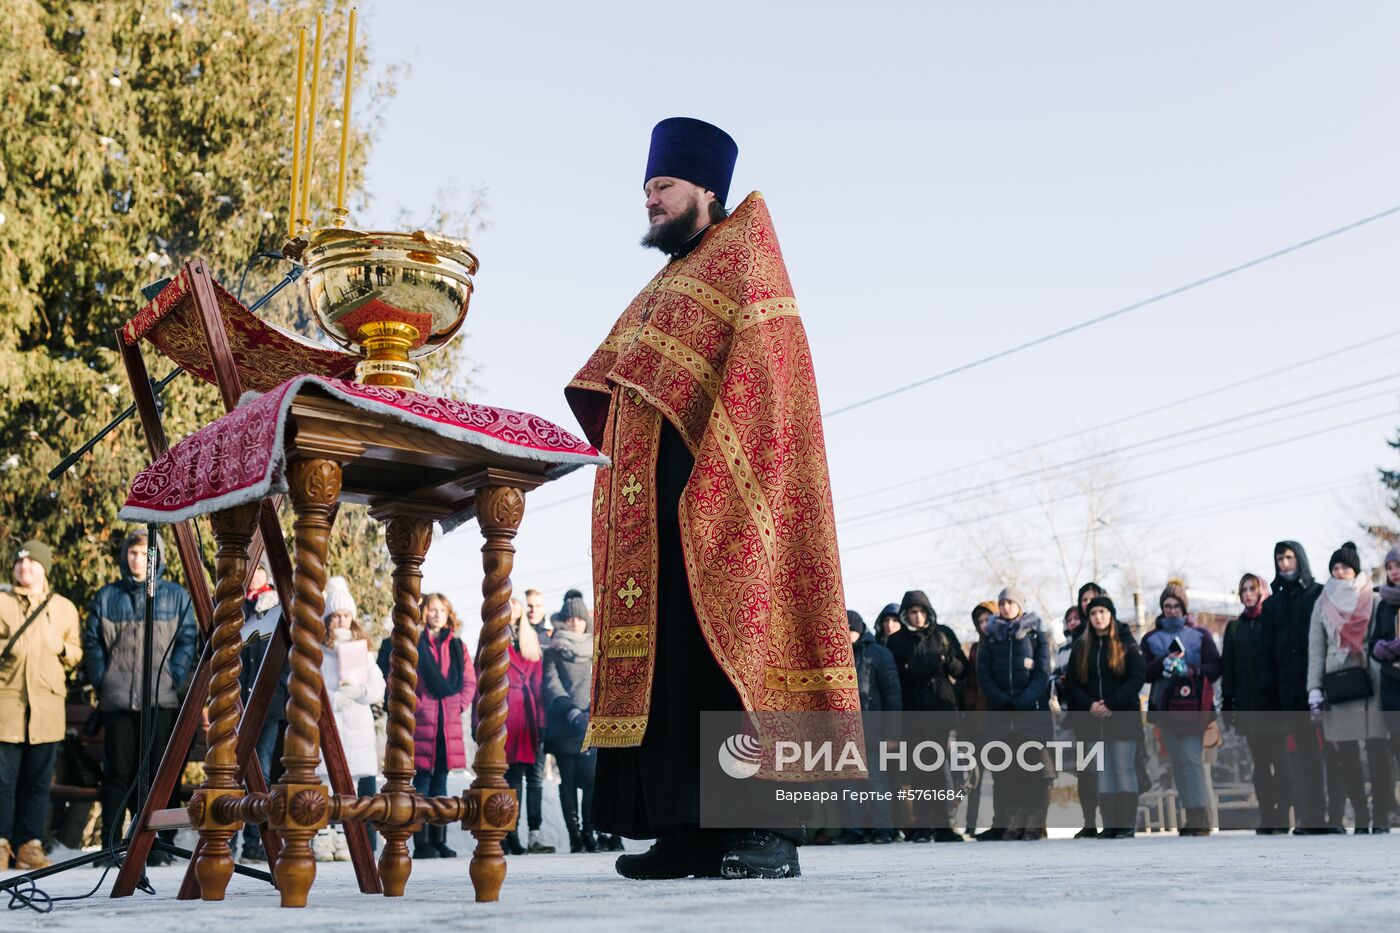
[620,474,643,506]
[618,577,643,609]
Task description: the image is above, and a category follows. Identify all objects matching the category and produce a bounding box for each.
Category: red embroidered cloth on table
[120,267,359,391]
[567,191,863,774]
[118,375,606,530]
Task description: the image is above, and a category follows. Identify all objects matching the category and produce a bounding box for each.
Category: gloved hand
[1163,655,1188,678]
[1308,688,1325,723]
[1373,638,1400,662]
[338,682,368,704]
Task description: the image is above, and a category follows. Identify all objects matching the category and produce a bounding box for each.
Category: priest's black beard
[641,200,702,255]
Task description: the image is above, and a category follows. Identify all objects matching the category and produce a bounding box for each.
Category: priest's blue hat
[644,117,738,207]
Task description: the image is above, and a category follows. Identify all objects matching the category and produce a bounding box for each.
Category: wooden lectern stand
[111,262,603,907]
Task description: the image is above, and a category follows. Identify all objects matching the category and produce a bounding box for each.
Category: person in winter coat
[1141,581,1220,836]
[1054,602,1101,838]
[885,589,967,842]
[497,601,552,855]
[842,611,901,844]
[1367,544,1400,827]
[82,528,195,866]
[873,603,903,647]
[543,595,615,853]
[1307,543,1390,833]
[237,558,286,864]
[1264,540,1331,832]
[1221,571,1291,833]
[962,601,996,838]
[413,593,475,858]
[0,540,81,871]
[313,577,387,862]
[976,586,1053,841]
[1066,596,1146,838]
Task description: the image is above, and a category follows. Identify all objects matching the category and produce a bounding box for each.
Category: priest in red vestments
[567,118,859,880]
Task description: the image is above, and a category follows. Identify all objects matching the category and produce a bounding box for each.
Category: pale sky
[351,1,1400,643]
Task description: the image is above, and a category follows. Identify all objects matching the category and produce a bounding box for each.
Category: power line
[842,409,1392,553]
[835,329,1400,506]
[844,475,1369,588]
[821,205,1400,419]
[838,373,1400,529]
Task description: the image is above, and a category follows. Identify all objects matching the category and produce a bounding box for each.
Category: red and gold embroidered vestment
[567,191,860,749]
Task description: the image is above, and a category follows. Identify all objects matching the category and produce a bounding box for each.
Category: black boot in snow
[582,824,599,853]
[503,830,525,856]
[432,824,457,858]
[602,833,625,851]
[719,831,800,880]
[413,828,440,859]
[615,830,723,880]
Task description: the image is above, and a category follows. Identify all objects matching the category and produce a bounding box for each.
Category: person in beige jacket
[0,540,82,870]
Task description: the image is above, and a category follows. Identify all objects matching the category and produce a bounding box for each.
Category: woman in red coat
[412,593,475,858]
[498,597,553,854]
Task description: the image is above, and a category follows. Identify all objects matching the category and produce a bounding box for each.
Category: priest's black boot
[719,830,801,880]
[615,829,722,879]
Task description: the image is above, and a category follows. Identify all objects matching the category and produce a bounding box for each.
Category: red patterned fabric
[567,192,861,752]
[120,268,359,391]
[119,375,604,527]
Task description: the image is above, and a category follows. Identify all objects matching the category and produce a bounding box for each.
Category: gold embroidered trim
[583,716,649,749]
[764,666,859,693]
[735,297,800,331]
[605,624,650,657]
[710,404,778,566]
[638,327,722,398]
[662,275,742,326]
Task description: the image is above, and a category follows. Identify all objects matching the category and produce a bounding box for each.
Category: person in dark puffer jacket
[82,529,195,866]
[976,586,1052,841]
[1367,544,1400,832]
[1066,596,1145,838]
[1221,571,1291,833]
[885,590,967,842]
[842,611,901,844]
[1264,540,1331,833]
[873,603,903,647]
[544,595,619,853]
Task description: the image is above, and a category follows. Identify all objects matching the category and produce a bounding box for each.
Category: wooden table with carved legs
[187,461,537,907]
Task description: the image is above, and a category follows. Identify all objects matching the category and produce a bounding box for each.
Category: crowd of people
[835,538,1400,842]
[0,527,612,871]
[1,530,1398,871]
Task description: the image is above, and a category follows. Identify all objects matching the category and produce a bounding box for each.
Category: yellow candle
[335,7,357,222]
[289,27,307,237]
[299,11,325,228]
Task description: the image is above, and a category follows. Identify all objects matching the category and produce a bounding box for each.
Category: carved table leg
[379,515,433,896]
[270,458,340,908]
[189,502,259,900]
[468,485,524,903]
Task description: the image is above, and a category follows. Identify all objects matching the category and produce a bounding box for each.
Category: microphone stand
[0,268,303,906]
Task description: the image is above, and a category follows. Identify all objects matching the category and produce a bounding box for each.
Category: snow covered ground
[3,831,1396,932]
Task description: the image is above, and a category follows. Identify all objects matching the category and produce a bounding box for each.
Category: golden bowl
[300,228,479,388]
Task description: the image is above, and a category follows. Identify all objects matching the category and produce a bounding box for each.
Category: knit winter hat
[1386,545,1400,569]
[971,600,998,623]
[1159,580,1189,613]
[847,610,866,634]
[997,585,1025,609]
[1086,595,1118,621]
[561,594,593,629]
[323,576,357,620]
[15,540,52,574]
[1328,541,1362,576]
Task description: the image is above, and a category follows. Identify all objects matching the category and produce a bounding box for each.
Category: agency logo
[717,733,763,780]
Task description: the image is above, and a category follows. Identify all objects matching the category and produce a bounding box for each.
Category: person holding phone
[1141,581,1220,837]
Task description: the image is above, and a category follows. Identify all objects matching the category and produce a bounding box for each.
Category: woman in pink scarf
[1306,542,1388,832]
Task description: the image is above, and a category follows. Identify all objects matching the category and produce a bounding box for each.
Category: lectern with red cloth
[110,261,604,907]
